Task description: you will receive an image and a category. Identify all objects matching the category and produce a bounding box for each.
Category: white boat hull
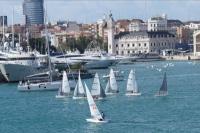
[126,92,141,96]
[105,92,119,95]
[155,93,168,97]
[86,118,108,123]
[84,60,115,69]
[18,81,61,92]
[72,96,86,100]
[0,63,46,82]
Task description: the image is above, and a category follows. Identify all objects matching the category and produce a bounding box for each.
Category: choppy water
[1,61,200,133]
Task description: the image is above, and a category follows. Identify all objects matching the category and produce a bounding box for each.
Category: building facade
[148,14,167,31]
[193,30,200,56]
[107,14,177,55]
[129,22,147,32]
[114,31,176,55]
[23,0,44,26]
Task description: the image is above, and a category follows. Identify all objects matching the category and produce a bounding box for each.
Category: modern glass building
[23,0,44,26]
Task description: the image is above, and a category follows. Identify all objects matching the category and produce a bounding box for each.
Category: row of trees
[58,35,107,53]
[28,35,107,54]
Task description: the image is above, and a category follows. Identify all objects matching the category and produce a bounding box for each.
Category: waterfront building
[147,14,167,31]
[107,14,177,55]
[176,26,190,44]
[193,30,200,56]
[115,19,130,34]
[129,21,147,32]
[23,0,44,25]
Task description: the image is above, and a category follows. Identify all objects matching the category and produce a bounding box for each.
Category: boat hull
[126,92,141,96]
[18,81,61,92]
[0,63,46,82]
[84,60,115,69]
[86,118,108,123]
[72,96,86,100]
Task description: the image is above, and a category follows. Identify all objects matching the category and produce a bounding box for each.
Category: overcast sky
[0,0,199,25]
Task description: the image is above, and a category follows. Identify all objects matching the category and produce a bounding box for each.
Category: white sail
[91,73,100,96]
[109,69,118,92]
[127,70,139,93]
[73,84,78,97]
[91,73,106,98]
[127,70,134,92]
[105,81,111,93]
[62,71,70,94]
[84,82,102,120]
[78,71,85,94]
[73,71,85,98]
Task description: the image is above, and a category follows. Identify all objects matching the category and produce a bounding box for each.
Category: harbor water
[1,61,200,133]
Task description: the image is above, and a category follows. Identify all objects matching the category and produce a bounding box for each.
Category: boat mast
[2,15,5,46]
[44,7,52,82]
[12,7,14,48]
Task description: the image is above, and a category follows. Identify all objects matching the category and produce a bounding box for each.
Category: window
[132,44,135,47]
[132,50,135,53]
[128,51,130,54]
[116,44,118,47]
[116,51,119,55]
[144,43,147,47]
[150,43,153,46]
[139,43,141,47]
[121,51,124,55]
[121,44,124,47]
[127,44,130,47]
[154,43,156,46]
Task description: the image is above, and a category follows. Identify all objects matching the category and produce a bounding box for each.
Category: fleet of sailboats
[85,82,108,123]
[73,71,86,99]
[91,73,106,100]
[126,69,141,96]
[56,71,71,98]
[105,68,119,95]
[155,72,168,97]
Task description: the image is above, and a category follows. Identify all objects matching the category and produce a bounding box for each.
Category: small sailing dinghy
[56,71,71,98]
[73,71,86,99]
[126,69,141,96]
[84,82,108,123]
[155,72,168,96]
[91,73,106,100]
[105,68,119,95]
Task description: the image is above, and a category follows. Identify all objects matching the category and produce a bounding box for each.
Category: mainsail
[85,82,103,120]
[156,72,168,96]
[110,69,118,92]
[159,72,167,92]
[105,68,118,94]
[61,71,70,94]
[73,71,85,97]
[126,70,139,93]
[91,73,106,98]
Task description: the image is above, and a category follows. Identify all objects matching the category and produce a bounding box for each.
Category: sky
[0,0,200,25]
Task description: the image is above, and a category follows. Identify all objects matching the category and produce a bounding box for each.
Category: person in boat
[101,112,105,119]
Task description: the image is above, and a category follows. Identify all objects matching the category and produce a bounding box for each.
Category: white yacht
[0,48,48,82]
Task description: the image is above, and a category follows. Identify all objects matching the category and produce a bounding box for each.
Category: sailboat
[56,71,71,98]
[84,82,108,123]
[126,69,141,96]
[91,73,106,100]
[105,68,119,95]
[73,71,86,99]
[17,10,61,92]
[155,72,168,96]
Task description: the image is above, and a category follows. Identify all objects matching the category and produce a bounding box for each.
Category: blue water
[1,61,200,133]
